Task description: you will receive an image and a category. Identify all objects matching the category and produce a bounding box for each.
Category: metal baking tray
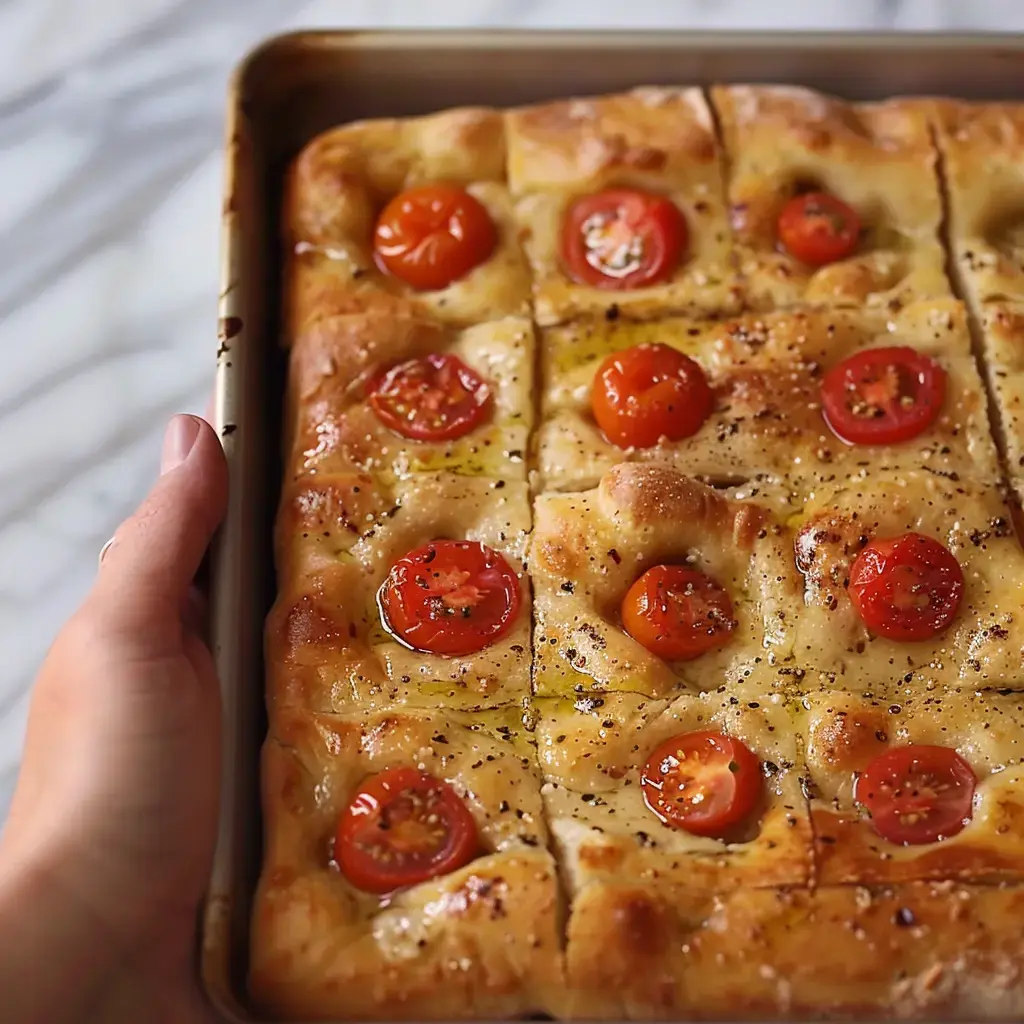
[202,29,1024,1023]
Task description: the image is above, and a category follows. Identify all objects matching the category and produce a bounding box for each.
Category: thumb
[91,415,228,635]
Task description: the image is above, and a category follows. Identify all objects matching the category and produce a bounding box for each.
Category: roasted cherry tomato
[622,565,736,661]
[641,731,762,838]
[335,767,479,893]
[379,540,521,657]
[854,745,976,846]
[821,346,946,447]
[373,184,497,291]
[367,353,492,442]
[848,532,964,642]
[592,343,713,449]
[562,188,687,290]
[777,191,861,266]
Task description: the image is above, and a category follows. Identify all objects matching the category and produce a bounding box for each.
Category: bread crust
[535,687,814,895]
[536,298,995,495]
[284,306,533,484]
[249,707,565,1019]
[507,88,742,324]
[285,107,530,327]
[713,85,950,313]
[529,464,796,699]
[263,85,1024,1021]
[563,881,1024,1020]
[803,686,1024,885]
[932,100,1024,309]
[267,473,532,713]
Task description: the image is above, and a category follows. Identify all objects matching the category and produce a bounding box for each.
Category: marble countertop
[1,0,1023,820]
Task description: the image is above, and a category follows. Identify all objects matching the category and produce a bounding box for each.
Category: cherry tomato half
[592,343,713,449]
[562,188,687,290]
[853,745,976,846]
[641,731,762,838]
[379,540,521,657]
[335,767,479,893]
[848,532,964,642]
[367,353,492,442]
[821,346,946,447]
[777,191,861,267]
[373,184,497,291]
[622,565,736,661]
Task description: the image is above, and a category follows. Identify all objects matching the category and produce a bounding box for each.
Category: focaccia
[563,881,1024,1020]
[261,80,1024,1023]
[976,303,1024,501]
[802,686,1024,884]
[932,100,1024,310]
[535,297,995,495]
[529,464,795,699]
[285,107,530,327]
[267,472,532,712]
[284,306,533,483]
[534,687,814,895]
[249,707,565,1020]
[712,85,950,312]
[506,88,742,325]
[788,470,1024,688]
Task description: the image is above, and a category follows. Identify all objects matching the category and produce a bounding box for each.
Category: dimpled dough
[252,85,1024,1020]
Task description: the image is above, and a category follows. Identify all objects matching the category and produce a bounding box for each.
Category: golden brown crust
[932,100,1024,308]
[284,307,533,483]
[564,881,1024,1020]
[506,87,742,324]
[712,85,950,313]
[267,473,532,713]
[249,707,565,1020]
[529,464,796,699]
[789,471,1024,689]
[536,298,995,495]
[285,108,530,327]
[803,687,1024,884]
[265,87,1024,1020]
[535,687,814,895]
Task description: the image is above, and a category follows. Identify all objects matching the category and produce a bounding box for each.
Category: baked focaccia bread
[506,88,742,325]
[285,106,530,327]
[256,81,1024,1022]
[712,85,951,312]
[535,686,814,895]
[529,464,795,699]
[802,686,1024,884]
[788,470,1024,688]
[250,707,565,1020]
[932,101,1024,310]
[535,297,995,495]
[266,472,532,713]
[285,305,533,483]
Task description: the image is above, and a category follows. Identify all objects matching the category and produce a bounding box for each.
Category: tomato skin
[335,767,479,893]
[848,532,964,642]
[777,191,861,266]
[379,540,521,657]
[641,731,762,838]
[821,346,946,447]
[854,745,976,846]
[562,188,687,290]
[621,565,736,661]
[592,343,713,449]
[373,184,497,291]
[367,353,492,442]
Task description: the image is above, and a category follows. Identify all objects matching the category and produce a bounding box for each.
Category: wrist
[0,842,123,1024]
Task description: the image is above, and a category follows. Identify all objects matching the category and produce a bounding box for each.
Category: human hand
[0,414,228,1024]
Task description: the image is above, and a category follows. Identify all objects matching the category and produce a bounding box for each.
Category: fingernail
[161,415,202,475]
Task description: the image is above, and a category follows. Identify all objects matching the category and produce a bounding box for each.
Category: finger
[92,415,228,633]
